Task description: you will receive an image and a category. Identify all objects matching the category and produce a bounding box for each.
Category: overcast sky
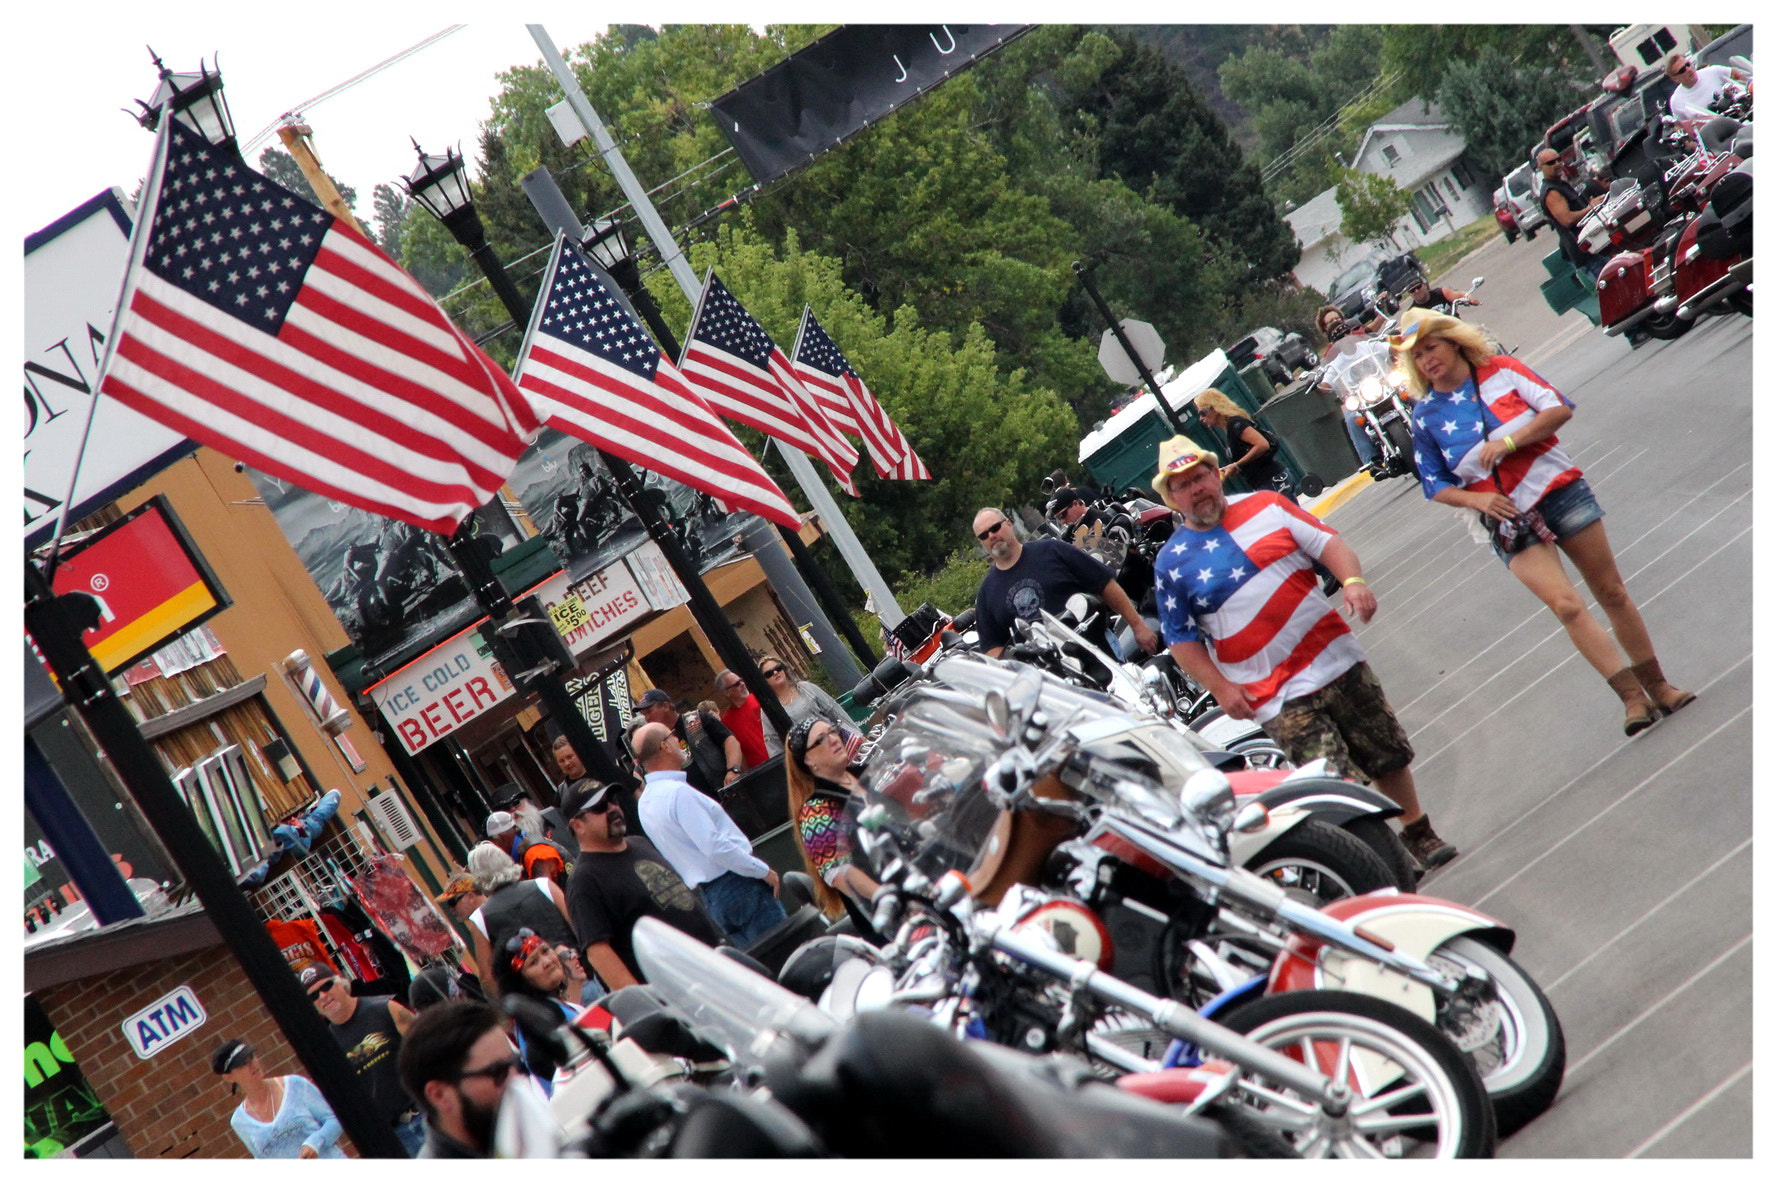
[15,16,615,236]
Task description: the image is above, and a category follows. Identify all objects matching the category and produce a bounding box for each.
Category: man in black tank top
[1537,149,1606,278]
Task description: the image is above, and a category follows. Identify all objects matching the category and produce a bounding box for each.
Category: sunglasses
[976,520,1007,541]
[456,1053,528,1088]
[761,665,786,677]
[1668,61,1692,77]
[306,980,337,1001]
[806,726,844,749]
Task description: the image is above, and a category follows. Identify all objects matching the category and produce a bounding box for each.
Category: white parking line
[1522,318,1597,370]
[1470,706,1749,908]
[1627,1062,1753,1158]
[1563,934,1751,1078]
[1416,654,1749,878]
[1543,839,1751,993]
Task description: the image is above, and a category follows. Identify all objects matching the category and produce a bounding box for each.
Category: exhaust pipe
[1677,258,1755,320]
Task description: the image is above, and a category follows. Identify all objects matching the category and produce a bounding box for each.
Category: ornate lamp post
[132,50,237,149]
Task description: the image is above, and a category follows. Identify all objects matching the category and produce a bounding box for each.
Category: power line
[240,26,468,155]
[1260,69,1405,183]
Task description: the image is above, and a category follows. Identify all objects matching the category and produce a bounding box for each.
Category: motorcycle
[821,787,1496,1154]
[844,658,1563,1134]
[1312,334,1417,481]
[1593,116,1751,340]
[1675,120,1752,321]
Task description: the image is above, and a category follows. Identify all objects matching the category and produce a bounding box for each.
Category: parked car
[1588,66,1681,164]
[1501,163,1547,239]
[1227,326,1315,387]
[1327,250,1426,324]
[1493,187,1519,243]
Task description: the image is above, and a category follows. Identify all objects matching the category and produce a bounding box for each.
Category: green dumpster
[1539,248,1601,325]
[1080,349,1268,496]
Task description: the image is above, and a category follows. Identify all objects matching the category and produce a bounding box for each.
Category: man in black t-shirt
[559,780,721,990]
[635,688,743,795]
[300,963,424,1157]
[970,507,1159,658]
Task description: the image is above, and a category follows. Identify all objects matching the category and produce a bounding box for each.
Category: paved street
[1319,241,1753,1157]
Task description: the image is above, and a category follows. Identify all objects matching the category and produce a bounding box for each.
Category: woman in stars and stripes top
[1395,308,1694,736]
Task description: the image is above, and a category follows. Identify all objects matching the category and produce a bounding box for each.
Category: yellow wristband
[1341,577,1366,588]
[1504,435,1517,452]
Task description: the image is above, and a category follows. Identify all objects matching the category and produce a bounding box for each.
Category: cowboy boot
[1631,658,1697,717]
[1607,668,1658,737]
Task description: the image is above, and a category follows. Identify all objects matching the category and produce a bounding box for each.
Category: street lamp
[402,141,481,243]
[583,217,629,270]
[132,50,236,149]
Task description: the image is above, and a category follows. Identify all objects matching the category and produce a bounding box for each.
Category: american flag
[512,237,800,530]
[678,272,860,494]
[96,119,538,535]
[1153,493,1365,724]
[791,307,930,481]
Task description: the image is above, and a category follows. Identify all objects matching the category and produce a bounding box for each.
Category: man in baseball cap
[558,777,720,992]
[1149,435,1456,874]
[634,687,743,797]
[484,809,567,884]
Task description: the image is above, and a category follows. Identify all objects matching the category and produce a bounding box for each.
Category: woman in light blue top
[211,1039,345,1159]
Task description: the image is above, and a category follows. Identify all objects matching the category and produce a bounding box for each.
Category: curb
[1304,471,1373,519]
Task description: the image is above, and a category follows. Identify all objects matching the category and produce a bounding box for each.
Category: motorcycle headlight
[1181,768,1236,836]
[1386,371,1408,392]
[1342,393,1360,411]
[1138,663,1177,715]
[1358,374,1384,404]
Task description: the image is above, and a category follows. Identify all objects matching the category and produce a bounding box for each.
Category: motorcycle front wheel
[1243,819,1396,905]
[1215,989,1497,1158]
[1427,936,1565,1136]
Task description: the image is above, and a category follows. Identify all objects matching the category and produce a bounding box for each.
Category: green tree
[370,183,409,259]
[1076,33,1300,281]
[256,146,356,211]
[1379,26,1591,101]
[1434,48,1591,180]
[1336,168,1413,251]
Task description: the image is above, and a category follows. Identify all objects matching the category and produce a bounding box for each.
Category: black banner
[709,24,1030,185]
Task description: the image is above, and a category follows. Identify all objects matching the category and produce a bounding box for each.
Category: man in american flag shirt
[1150,436,1458,871]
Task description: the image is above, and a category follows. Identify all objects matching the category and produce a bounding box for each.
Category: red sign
[50,498,227,673]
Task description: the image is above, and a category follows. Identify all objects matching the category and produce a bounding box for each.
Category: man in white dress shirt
[628,720,785,947]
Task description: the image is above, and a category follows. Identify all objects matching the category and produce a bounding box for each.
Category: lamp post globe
[134,51,236,150]
[403,141,485,247]
[583,217,630,270]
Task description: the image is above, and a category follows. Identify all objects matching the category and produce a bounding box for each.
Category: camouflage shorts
[1260,661,1415,783]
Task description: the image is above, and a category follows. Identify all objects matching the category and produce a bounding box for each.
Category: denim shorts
[1490,476,1604,566]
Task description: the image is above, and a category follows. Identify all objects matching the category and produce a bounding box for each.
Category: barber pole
[282,649,352,735]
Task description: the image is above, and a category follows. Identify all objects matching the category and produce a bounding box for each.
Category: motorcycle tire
[1427,936,1566,1137]
[1641,310,1694,340]
[1214,988,1497,1158]
[1341,816,1420,892]
[1204,1099,1302,1158]
[1727,288,1753,317]
[1243,818,1397,905]
[1228,736,1292,771]
[1383,419,1418,480]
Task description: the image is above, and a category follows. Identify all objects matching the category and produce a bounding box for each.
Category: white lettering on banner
[370,629,515,756]
[122,986,207,1059]
[627,541,690,612]
[545,560,651,654]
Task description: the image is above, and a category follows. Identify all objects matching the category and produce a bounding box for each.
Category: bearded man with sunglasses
[397,1000,525,1158]
[559,779,720,991]
[969,507,1159,659]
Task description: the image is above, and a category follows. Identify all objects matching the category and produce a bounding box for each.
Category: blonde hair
[1193,388,1243,420]
[1399,317,1498,399]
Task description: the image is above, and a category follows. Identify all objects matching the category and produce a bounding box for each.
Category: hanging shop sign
[25,189,197,549]
[48,496,229,674]
[370,547,671,755]
[121,986,207,1059]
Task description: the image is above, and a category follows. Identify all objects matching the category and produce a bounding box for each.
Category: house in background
[1285,98,1492,295]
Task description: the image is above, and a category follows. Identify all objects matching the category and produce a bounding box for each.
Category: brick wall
[36,946,358,1159]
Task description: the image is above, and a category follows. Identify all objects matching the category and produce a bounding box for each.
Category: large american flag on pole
[95,118,539,535]
[791,307,930,481]
[678,272,860,495]
[511,237,800,530]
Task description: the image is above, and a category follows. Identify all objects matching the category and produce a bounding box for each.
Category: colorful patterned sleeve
[797,796,852,886]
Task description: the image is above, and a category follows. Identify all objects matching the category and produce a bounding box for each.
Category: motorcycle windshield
[631,917,836,1068]
[857,656,1221,876]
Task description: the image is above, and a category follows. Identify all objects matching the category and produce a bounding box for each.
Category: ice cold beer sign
[369,555,665,754]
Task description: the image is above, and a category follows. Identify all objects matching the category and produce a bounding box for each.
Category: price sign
[549,594,590,636]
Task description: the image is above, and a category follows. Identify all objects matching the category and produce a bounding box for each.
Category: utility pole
[1569,25,1610,76]
[527,23,907,629]
[1072,260,1189,435]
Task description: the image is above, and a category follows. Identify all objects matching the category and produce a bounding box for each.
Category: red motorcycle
[1593,118,1745,341]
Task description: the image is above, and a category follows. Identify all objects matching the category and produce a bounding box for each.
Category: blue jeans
[394,1111,426,1158]
[699,871,786,949]
[1343,409,1379,467]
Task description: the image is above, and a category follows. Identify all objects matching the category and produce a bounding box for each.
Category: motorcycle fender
[1192,712,1265,749]
[1226,804,1310,865]
[1250,776,1402,824]
[1268,893,1515,1024]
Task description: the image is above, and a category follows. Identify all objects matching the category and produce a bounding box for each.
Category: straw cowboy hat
[1386,306,1465,351]
[1150,435,1221,506]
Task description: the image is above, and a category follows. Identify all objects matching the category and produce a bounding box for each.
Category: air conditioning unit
[364,788,424,851]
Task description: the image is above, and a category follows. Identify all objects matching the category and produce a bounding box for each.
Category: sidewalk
[1303,470,1373,519]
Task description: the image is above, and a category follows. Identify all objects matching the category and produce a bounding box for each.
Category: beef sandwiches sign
[709,25,1029,186]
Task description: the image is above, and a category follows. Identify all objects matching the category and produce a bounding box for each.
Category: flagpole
[527,24,906,629]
